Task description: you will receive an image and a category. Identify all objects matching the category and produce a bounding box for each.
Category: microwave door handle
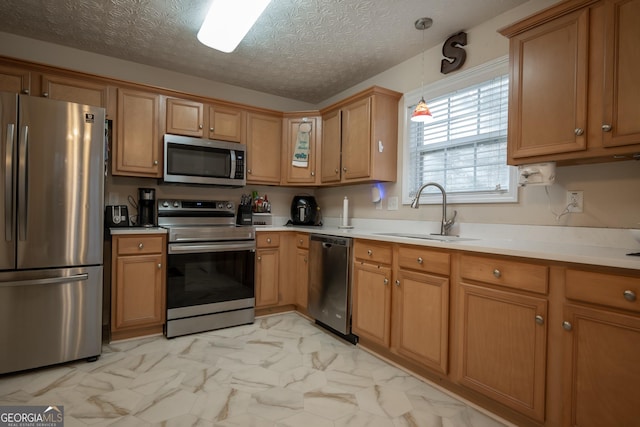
[230,150,236,179]
[5,124,14,242]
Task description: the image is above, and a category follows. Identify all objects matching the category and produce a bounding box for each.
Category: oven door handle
[168,241,256,254]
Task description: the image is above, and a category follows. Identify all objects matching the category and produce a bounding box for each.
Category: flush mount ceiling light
[411,17,434,123]
[197,0,271,53]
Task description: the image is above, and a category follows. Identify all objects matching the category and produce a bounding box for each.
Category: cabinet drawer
[116,235,164,255]
[257,233,280,248]
[566,269,640,313]
[296,233,309,249]
[354,240,392,265]
[460,255,548,294]
[398,245,450,276]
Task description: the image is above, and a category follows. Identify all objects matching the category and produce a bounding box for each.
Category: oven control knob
[162,201,169,207]
[217,202,224,209]
[173,201,180,208]
[226,202,233,209]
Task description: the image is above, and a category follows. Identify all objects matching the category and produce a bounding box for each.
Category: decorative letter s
[441,32,467,74]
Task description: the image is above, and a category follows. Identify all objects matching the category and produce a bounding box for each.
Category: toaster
[105,205,130,228]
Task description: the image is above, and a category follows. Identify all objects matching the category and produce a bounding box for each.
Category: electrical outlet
[567,191,583,213]
[387,196,399,211]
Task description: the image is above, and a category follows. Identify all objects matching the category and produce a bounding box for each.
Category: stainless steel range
[158,199,256,338]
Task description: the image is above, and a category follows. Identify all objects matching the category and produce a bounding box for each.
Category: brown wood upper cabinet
[281,114,321,186]
[320,86,401,184]
[113,88,163,177]
[500,0,640,165]
[166,97,243,142]
[246,111,282,185]
[41,74,114,117]
[0,64,31,95]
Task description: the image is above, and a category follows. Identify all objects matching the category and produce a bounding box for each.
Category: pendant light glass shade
[411,97,433,122]
[197,0,271,53]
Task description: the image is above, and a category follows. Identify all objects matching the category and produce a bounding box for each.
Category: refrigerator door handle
[18,125,27,241]
[0,273,89,288]
[4,124,14,242]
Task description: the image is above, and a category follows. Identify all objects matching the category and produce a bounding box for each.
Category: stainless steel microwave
[163,134,246,187]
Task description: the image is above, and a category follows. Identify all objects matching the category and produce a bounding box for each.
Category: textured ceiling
[0,0,528,104]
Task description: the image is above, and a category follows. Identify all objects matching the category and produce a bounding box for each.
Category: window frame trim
[402,55,518,205]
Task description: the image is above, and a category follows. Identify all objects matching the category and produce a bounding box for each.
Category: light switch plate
[387,196,399,210]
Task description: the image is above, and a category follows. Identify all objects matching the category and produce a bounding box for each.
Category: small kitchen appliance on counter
[290,195,321,226]
[138,188,156,227]
[105,205,129,228]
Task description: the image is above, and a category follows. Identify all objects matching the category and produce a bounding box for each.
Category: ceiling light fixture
[197,0,271,53]
[411,17,434,123]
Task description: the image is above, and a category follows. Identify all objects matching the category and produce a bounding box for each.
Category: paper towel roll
[342,197,349,227]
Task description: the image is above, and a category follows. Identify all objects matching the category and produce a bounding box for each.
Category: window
[403,56,517,204]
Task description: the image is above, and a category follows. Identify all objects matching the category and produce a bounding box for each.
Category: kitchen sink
[374,232,477,242]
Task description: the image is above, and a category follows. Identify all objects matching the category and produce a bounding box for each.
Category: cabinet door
[295,248,309,309]
[341,97,372,180]
[393,269,449,374]
[0,64,30,94]
[602,0,640,148]
[562,304,640,427]
[456,283,547,422]
[113,254,164,330]
[209,104,242,142]
[166,98,203,137]
[321,109,342,183]
[282,116,319,185]
[246,112,282,184]
[352,262,391,347]
[41,74,110,115]
[114,88,161,177]
[508,8,589,161]
[256,248,279,307]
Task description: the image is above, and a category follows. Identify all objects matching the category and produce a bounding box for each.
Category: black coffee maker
[138,188,156,227]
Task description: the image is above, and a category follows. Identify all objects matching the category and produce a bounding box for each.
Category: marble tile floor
[0,313,511,427]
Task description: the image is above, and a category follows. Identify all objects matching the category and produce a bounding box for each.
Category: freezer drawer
[0,266,103,374]
[308,234,352,335]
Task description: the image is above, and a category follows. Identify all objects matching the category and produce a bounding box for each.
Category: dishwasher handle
[322,242,333,249]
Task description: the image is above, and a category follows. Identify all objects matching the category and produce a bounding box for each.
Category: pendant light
[411,17,434,123]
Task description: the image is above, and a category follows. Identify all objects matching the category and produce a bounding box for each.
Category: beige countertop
[110,227,167,235]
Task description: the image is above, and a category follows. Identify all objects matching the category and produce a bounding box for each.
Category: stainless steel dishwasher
[308,234,357,343]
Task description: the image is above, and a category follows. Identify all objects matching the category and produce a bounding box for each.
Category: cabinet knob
[257,256,261,261]
[383,278,389,285]
[153,160,158,165]
[22,89,29,95]
[417,257,423,264]
[248,169,252,174]
[493,269,501,278]
[335,168,339,174]
[138,243,144,249]
[535,315,544,325]
[157,263,162,269]
[623,290,637,302]
[367,249,373,256]
[395,279,400,287]
[299,239,303,244]
[199,124,203,129]
[311,171,315,176]
[210,127,214,132]
[343,167,347,172]
[562,321,573,331]
[43,92,49,98]
[574,128,584,136]
[266,238,271,243]
[304,257,308,263]
[602,124,612,132]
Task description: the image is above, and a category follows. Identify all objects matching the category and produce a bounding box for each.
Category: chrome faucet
[410,182,457,236]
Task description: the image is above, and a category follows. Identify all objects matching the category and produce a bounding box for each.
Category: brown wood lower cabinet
[294,233,310,310]
[111,234,166,341]
[456,283,547,422]
[256,232,280,307]
[352,260,392,346]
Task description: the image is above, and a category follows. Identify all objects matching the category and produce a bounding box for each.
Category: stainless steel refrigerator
[0,92,105,374]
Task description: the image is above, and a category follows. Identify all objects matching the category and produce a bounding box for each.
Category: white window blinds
[406,74,511,200]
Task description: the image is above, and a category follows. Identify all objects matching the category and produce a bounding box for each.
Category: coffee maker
[138,188,156,227]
